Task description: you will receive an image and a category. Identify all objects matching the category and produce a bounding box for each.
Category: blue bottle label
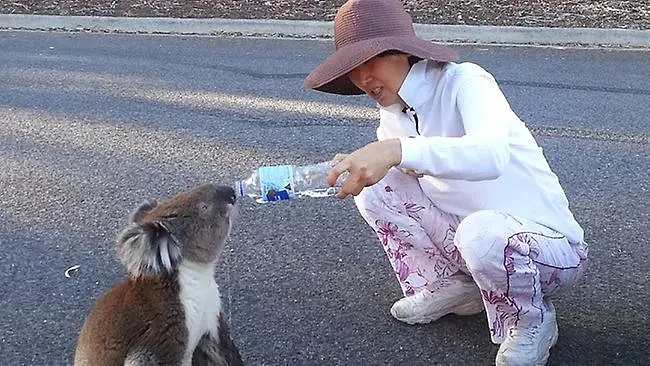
[258,165,295,202]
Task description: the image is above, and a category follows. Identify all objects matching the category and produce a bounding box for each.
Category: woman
[304,0,588,365]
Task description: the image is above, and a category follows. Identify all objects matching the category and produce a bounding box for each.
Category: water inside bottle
[236,161,348,203]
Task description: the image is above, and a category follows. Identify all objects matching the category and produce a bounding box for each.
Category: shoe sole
[454,301,486,316]
[392,299,485,325]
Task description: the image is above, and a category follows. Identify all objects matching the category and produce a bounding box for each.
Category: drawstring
[402,106,420,134]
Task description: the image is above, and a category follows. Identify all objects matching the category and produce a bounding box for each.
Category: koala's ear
[129,200,158,223]
[116,221,182,278]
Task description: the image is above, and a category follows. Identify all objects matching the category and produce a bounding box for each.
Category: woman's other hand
[400,167,424,178]
[327,139,402,198]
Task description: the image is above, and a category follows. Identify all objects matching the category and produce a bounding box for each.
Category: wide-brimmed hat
[304,0,459,95]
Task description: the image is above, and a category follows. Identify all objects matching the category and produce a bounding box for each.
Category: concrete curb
[1,14,648,48]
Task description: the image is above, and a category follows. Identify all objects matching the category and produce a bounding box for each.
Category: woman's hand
[327,139,402,199]
[399,167,424,178]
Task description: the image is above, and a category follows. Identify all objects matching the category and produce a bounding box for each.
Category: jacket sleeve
[397,74,513,181]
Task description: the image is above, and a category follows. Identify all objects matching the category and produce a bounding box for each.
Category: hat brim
[304,36,459,95]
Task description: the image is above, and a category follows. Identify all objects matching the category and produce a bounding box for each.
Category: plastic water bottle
[234,161,349,203]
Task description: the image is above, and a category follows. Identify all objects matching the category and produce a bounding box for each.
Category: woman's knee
[455,210,511,266]
[353,167,419,212]
[353,177,388,213]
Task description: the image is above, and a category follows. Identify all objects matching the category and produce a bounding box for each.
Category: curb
[0,14,648,48]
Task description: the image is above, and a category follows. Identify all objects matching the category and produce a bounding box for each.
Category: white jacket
[378,60,585,244]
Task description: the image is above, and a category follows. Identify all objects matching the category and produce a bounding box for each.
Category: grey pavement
[0,30,648,366]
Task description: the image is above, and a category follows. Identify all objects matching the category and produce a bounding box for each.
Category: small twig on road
[65,264,81,278]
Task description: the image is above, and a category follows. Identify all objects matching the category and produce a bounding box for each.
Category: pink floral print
[376,220,399,247]
[353,168,588,344]
[442,226,462,263]
[481,290,522,340]
[404,202,426,221]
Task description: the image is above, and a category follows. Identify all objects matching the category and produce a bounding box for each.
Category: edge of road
[1,14,649,48]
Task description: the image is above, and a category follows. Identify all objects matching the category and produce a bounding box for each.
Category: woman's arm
[327,138,402,198]
[328,74,515,198]
[398,75,513,181]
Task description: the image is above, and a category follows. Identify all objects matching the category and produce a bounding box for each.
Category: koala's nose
[216,185,236,204]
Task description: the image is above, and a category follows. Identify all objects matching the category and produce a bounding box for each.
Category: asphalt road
[0,30,648,366]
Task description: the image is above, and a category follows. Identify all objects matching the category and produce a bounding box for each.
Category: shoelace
[406,278,457,303]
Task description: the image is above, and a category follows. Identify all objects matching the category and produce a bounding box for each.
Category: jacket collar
[378,59,433,114]
[397,59,431,110]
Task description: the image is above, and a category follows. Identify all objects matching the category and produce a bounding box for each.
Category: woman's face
[348,53,411,107]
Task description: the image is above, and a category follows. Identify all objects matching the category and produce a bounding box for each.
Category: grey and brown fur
[74,184,244,366]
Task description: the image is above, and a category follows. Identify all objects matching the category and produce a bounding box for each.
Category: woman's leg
[353,168,468,295]
[353,168,484,324]
[454,210,588,364]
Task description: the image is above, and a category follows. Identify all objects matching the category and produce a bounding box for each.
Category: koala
[74,184,244,366]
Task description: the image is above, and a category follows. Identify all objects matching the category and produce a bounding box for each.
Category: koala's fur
[74,184,244,366]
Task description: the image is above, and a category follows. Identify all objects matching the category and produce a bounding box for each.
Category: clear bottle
[234,161,349,203]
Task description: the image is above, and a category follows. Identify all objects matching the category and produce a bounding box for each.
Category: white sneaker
[495,301,559,366]
[390,273,484,325]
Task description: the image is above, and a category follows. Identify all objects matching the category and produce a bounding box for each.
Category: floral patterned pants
[354,168,588,343]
